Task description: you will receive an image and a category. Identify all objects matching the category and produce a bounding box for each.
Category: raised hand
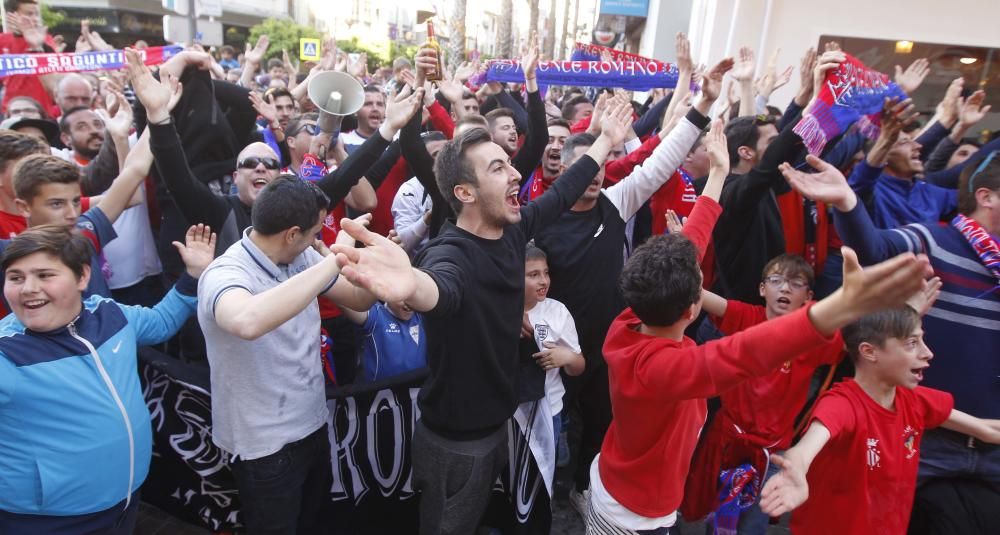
[837,246,931,318]
[907,276,941,316]
[959,90,991,128]
[520,33,540,84]
[675,32,694,73]
[126,48,174,123]
[413,48,438,87]
[779,154,856,211]
[731,46,756,82]
[704,118,729,175]
[348,53,369,79]
[794,47,818,105]
[96,91,133,140]
[454,61,477,83]
[697,57,735,110]
[384,85,425,132]
[17,13,47,50]
[880,97,919,140]
[329,217,417,303]
[598,101,634,148]
[586,91,609,136]
[437,69,466,104]
[249,91,278,126]
[173,224,217,279]
[664,210,685,234]
[760,452,810,516]
[895,58,930,95]
[936,77,964,127]
[812,50,847,101]
[244,35,269,67]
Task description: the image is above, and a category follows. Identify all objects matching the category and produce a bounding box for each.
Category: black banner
[138,349,552,534]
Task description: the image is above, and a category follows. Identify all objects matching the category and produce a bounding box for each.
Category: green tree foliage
[247,18,321,61]
[40,4,66,29]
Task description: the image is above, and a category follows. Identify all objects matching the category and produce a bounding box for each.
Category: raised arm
[94,130,152,224]
[519,102,633,237]
[511,38,547,183]
[779,154,923,264]
[759,421,832,516]
[941,410,1000,445]
[681,118,729,258]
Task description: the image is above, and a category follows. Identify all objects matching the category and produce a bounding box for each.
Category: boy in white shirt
[521,243,585,494]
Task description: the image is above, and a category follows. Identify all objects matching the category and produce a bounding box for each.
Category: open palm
[174,224,217,278]
[126,48,172,119]
[329,218,416,303]
[779,155,854,209]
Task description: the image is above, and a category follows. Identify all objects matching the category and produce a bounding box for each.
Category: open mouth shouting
[505,187,520,211]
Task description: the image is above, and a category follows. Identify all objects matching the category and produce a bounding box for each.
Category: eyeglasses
[968,150,998,193]
[289,123,320,136]
[764,275,809,291]
[237,156,280,170]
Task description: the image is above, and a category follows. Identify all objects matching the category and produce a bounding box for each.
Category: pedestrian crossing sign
[300,38,321,61]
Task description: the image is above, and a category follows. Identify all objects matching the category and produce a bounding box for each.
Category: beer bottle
[422,19,443,81]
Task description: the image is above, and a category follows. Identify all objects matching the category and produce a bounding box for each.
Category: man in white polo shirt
[197,177,376,532]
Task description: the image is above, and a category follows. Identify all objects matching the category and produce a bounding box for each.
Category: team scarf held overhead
[952,213,1000,296]
[793,53,908,155]
[0,45,183,78]
[482,58,682,91]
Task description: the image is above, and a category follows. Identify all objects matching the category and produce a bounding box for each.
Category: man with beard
[58,106,105,165]
[341,86,386,154]
[520,119,571,202]
[847,98,957,229]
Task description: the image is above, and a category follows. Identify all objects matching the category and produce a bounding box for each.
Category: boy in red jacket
[680,253,845,534]
[759,305,1000,535]
[585,214,932,530]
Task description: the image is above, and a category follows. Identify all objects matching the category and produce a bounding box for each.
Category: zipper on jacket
[68,321,135,509]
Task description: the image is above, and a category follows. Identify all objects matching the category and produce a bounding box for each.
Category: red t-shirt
[370,157,410,237]
[648,169,698,235]
[0,210,27,239]
[790,380,953,535]
[317,203,345,320]
[712,300,844,449]
[599,304,837,518]
[0,32,58,114]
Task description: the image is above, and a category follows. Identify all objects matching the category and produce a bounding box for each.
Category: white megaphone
[307,71,366,134]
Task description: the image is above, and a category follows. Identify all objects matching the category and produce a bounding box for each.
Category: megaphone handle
[318,112,344,135]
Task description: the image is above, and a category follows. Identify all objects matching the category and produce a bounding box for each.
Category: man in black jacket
[330,68,635,533]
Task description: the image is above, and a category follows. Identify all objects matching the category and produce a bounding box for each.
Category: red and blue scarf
[952,214,1000,296]
[711,463,760,535]
[794,53,907,155]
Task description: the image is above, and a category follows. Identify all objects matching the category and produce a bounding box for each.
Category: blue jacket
[848,160,957,229]
[0,277,196,516]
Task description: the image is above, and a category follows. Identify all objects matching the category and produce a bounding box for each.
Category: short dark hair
[958,151,1000,215]
[251,176,330,235]
[264,87,293,104]
[724,115,775,167]
[421,131,447,144]
[842,307,921,363]
[455,115,489,131]
[266,58,284,71]
[547,118,571,130]
[13,154,80,201]
[0,131,48,175]
[220,45,235,55]
[761,253,815,288]
[286,112,319,136]
[363,85,383,96]
[619,233,702,327]
[526,243,547,262]
[58,105,95,135]
[4,0,37,13]
[484,108,515,130]
[561,95,590,120]
[561,133,596,165]
[2,224,91,280]
[7,95,46,117]
[433,127,493,215]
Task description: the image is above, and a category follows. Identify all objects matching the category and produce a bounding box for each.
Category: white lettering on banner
[329,397,370,504]
[366,389,406,496]
[400,387,420,496]
[571,61,582,73]
[0,55,38,69]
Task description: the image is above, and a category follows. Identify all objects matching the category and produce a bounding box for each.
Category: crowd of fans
[0,0,999,533]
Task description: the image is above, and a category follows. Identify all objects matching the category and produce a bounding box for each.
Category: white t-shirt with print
[526,297,580,416]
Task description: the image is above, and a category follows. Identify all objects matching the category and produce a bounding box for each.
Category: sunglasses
[237,156,280,170]
[968,150,998,193]
[290,123,320,136]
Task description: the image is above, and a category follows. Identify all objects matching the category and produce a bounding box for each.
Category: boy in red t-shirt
[760,306,1000,535]
[584,120,932,534]
[680,253,844,533]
